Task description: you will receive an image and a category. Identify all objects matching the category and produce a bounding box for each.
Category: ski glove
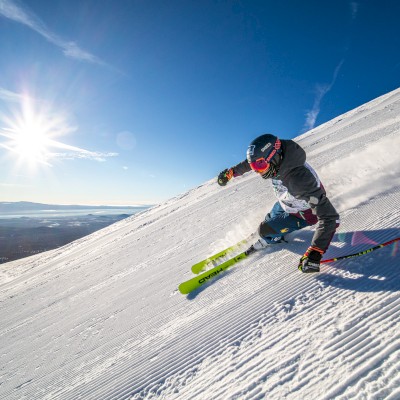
[217,168,234,186]
[298,246,323,273]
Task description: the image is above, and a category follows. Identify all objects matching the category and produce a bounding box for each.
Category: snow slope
[1,88,400,400]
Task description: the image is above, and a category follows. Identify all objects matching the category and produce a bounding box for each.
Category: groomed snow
[0,88,400,399]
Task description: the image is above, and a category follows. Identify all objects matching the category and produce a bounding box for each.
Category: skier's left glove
[217,168,234,186]
[298,246,324,273]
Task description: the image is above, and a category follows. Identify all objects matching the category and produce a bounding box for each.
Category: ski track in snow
[0,88,400,399]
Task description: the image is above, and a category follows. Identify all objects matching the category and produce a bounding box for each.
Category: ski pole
[321,237,400,264]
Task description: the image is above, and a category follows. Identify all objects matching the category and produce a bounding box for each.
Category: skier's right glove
[298,246,323,273]
[217,168,234,186]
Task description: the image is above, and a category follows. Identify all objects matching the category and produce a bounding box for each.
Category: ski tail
[180,246,256,294]
[191,234,255,274]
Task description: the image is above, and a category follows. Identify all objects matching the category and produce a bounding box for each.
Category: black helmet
[246,134,282,179]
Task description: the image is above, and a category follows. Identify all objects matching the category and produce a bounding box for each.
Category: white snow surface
[1,88,400,400]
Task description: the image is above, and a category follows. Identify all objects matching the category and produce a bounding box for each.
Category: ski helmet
[246,134,282,179]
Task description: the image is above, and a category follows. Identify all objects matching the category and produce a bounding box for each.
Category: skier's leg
[258,206,309,244]
[268,201,286,219]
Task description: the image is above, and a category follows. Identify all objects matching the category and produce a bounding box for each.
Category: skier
[217,134,340,273]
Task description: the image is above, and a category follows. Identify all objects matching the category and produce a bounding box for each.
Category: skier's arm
[307,192,339,252]
[231,160,251,176]
[289,167,339,252]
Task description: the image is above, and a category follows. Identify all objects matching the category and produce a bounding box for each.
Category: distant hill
[0,201,152,212]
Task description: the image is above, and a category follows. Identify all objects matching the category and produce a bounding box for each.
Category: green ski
[191,235,254,274]
[179,246,257,294]
[179,237,400,295]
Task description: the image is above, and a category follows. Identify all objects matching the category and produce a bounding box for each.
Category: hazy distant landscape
[0,202,150,263]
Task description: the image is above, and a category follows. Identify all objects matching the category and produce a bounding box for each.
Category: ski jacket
[231,139,339,252]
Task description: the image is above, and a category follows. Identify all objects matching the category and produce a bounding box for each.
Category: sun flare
[0,94,117,171]
[0,96,71,168]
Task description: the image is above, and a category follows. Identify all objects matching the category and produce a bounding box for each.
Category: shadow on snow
[187,228,400,298]
[293,228,400,293]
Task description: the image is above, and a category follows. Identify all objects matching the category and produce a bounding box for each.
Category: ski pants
[258,202,313,243]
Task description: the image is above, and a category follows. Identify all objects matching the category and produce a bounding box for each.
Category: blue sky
[0,0,399,205]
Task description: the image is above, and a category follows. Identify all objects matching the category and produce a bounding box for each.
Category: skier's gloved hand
[298,246,323,273]
[217,168,234,186]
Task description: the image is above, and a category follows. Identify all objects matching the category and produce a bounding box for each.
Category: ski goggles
[249,158,270,173]
[249,139,282,173]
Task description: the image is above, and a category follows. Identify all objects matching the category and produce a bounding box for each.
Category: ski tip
[178,282,193,295]
[178,287,188,295]
[191,262,206,274]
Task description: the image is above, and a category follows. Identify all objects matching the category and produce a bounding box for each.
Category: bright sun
[1,94,107,171]
[13,123,51,164]
[0,96,62,168]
